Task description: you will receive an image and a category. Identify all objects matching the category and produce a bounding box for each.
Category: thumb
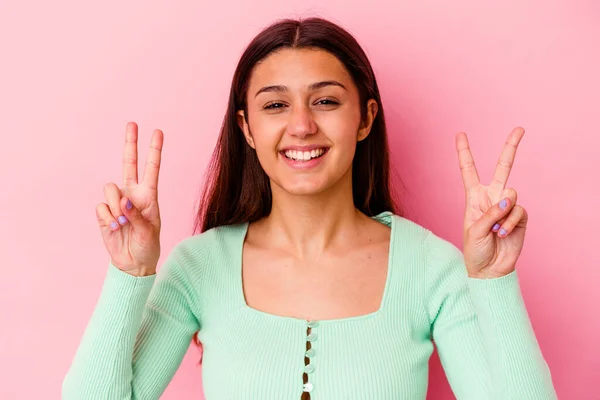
[121,197,149,230]
[470,196,515,238]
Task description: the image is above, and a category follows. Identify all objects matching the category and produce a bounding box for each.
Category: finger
[123,122,139,187]
[142,129,164,192]
[455,132,480,191]
[121,196,153,242]
[489,127,525,195]
[492,219,504,233]
[469,190,518,238]
[491,188,518,232]
[96,203,120,232]
[497,205,528,237]
[104,182,128,226]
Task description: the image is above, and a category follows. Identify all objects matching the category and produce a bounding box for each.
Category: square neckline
[235,212,396,325]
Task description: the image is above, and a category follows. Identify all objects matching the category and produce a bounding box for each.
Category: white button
[305,348,315,358]
[303,382,314,392]
[307,320,319,328]
[304,364,315,374]
[307,332,318,342]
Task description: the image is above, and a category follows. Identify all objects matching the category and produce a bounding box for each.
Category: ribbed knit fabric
[62,212,557,399]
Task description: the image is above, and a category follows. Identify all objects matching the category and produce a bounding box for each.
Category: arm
[62,246,200,400]
[425,231,557,399]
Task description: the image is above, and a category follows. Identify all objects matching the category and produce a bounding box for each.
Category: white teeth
[284,148,327,161]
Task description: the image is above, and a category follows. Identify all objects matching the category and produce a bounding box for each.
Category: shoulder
[380,212,464,269]
[377,212,429,238]
[374,212,429,248]
[160,222,247,277]
[176,223,245,255]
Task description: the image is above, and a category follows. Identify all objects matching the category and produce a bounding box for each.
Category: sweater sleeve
[62,246,201,400]
[425,231,557,400]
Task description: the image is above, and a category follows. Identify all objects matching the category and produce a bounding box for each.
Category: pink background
[1,0,598,399]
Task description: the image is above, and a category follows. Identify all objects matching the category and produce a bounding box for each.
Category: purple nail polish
[499,199,508,209]
[110,221,118,229]
[126,199,132,210]
[493,223,500,231]
[499,228,507,236]
[118,215,128,225]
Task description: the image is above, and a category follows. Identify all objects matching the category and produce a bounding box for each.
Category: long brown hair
[192,17,402,235]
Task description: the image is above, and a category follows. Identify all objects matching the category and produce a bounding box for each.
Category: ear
[357,99,379,142]
[237,110,255,149]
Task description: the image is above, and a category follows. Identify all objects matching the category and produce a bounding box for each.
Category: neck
[264,171,362,260]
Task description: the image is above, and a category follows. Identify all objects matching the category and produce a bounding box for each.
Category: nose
[286,105,317,139]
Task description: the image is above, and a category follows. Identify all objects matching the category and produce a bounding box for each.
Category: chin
[276,176,333,196]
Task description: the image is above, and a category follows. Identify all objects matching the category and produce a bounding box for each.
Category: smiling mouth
[281,148,329,162]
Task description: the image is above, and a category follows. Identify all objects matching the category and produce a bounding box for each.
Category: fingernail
[499,228,507,236]
[126,199,132,210]
[118,215,128,225]
[499,198,508,209]
[492,223,501,232]
[110,221,118,230]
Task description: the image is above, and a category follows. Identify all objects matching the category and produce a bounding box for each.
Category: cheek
[317,113,360,153]
[247,119,284,167]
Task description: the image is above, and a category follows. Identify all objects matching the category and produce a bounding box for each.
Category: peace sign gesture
[456,127,528,279]
[95,122,164,277]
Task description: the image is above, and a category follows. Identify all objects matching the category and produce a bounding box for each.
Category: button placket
[302,320,319,397]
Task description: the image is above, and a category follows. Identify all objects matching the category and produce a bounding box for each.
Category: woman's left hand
[455,127,528,279]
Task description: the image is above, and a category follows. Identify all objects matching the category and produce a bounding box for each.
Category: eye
[314,99,339,106]
[264,102,286,110]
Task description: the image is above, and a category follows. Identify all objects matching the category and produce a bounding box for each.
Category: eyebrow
[254,80,347,98]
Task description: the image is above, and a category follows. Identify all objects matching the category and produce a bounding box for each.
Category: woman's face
[238,48,377,196]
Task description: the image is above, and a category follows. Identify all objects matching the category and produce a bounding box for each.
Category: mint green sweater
[62,212,556,399]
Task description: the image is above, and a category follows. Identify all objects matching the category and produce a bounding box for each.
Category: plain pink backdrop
[1,0,598,398]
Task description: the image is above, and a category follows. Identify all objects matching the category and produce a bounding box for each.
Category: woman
[63,17,557,399]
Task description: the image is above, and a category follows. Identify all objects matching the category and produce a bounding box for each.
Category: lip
[279,144,330,152]
[280,147,329,170]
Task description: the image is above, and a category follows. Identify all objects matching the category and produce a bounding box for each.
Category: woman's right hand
[96,122,164,277]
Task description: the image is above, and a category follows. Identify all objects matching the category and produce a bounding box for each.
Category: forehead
[249,47,354,89]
